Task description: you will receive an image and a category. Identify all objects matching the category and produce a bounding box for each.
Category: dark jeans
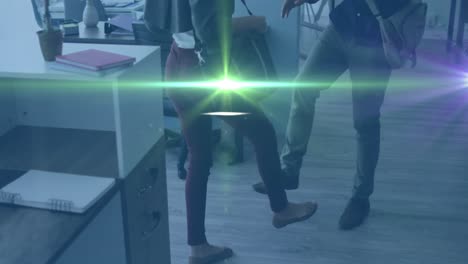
[165,43,288,246]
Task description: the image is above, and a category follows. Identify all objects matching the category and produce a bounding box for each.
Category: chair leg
[447,0,457,53]
[229,129,244,165]
[455,0,466,64]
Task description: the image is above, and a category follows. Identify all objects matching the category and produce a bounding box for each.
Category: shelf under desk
[0,126,121,263]
[0,126,119,177]
[0,169,122,264]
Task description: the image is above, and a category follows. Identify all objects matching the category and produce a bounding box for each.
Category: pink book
[56,49,136,71]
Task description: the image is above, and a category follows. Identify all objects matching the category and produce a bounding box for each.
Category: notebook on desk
[0,170,115,214]
[48,61,132,77]
[56,49,136,71]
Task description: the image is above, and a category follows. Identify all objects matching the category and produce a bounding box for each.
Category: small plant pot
[37,29,63,61]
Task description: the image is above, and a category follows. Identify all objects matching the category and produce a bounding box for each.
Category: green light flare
[218,0,232,78]
[202,112,249,116]
[0,76,459,92]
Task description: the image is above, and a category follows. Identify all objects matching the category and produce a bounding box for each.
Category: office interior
[0,0,467,264]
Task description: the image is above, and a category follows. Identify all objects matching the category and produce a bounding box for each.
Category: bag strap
[364,0,382,18]
[240,0,254,16]
[193,0,254,66]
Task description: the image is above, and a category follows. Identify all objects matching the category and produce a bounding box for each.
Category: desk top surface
[0,41,158,80]
[64,22,136,45]
[50,0,145,13]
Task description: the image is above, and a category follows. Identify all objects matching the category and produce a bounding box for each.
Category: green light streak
[0,77,462,92]
[218,0,232,78]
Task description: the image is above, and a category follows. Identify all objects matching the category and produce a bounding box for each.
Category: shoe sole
[189,247,234,264]
[252,184,299,195]
[338,207,370,231]
[272,203,318,229]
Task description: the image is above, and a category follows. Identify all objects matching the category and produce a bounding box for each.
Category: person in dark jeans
[252,0,409,230]
[165,42,318,264]
[150,1,318,263]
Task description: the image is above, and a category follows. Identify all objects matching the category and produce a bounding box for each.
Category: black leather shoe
[252,171,299,194]
[339,198,370,230]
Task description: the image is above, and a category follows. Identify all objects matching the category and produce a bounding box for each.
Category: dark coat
[144,0,235,77]
[144,0,193,34]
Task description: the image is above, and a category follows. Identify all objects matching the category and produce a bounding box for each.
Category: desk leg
[455,0,466,64]
[448,0,457,52]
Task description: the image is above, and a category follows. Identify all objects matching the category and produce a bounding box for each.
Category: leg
[339,42,391,230]
[219,100,318,226]
[177,136,188,180]
[348,48,391,201]
[221,104,288,212]
[165,42,233,262]
[181,113,213,246]
[280,25,348,182]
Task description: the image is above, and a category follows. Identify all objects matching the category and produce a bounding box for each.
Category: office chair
[447,0,468,63]
[30,0,63,28]
[64,0,108,22]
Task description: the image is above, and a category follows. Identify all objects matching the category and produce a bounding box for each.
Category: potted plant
[37,0,63,61]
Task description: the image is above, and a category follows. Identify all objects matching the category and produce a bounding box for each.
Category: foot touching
[272,201,318,228]
[189,243,233,264]
[253,170,299,194]
[338,198,370,230]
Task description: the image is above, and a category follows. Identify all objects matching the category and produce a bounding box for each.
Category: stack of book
[49,49,136,76]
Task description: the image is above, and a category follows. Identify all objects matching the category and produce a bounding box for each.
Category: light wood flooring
[165,40,468,264]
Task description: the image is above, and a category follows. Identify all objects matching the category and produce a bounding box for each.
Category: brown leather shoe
[272,202,318,229]
[189,247,234,264]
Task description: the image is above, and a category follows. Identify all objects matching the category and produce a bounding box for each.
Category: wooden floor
[165,40,468,264]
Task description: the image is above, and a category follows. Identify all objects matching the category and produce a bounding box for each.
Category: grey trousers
[281,25,391,199]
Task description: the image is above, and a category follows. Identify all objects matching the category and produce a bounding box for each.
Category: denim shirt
[329,0,409,46]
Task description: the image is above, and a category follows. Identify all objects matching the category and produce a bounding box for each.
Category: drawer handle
[142,211,161,240]
[138,185,153,197]
[137,168,159,197]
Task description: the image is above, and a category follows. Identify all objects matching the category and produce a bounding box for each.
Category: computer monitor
[101,0,135,7]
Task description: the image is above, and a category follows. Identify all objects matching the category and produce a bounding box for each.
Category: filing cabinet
[121,138,171,264]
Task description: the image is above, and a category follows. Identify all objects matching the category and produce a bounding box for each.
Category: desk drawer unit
[121,138,171,264]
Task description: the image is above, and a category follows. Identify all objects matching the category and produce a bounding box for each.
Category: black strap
[240,0,254,16]
[193,0,253,65]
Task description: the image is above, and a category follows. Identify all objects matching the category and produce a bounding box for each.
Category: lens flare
[202,112,249,116]
[217,78,241,90]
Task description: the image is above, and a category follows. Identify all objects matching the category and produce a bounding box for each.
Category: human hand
[282,0,320,18]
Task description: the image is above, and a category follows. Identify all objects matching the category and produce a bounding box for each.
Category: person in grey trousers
[253,0,409,230]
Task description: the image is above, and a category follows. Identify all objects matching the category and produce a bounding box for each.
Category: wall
[425,0,451,26]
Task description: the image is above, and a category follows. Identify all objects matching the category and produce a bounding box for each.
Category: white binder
[0,170,116,214]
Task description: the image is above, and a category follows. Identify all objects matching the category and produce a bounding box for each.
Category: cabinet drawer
[121,138,169,264]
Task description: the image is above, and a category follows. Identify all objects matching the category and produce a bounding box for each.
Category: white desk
[0,40,170,264]
[49,1,145,19]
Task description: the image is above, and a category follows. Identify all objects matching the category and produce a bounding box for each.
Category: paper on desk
[108,13,134,32]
